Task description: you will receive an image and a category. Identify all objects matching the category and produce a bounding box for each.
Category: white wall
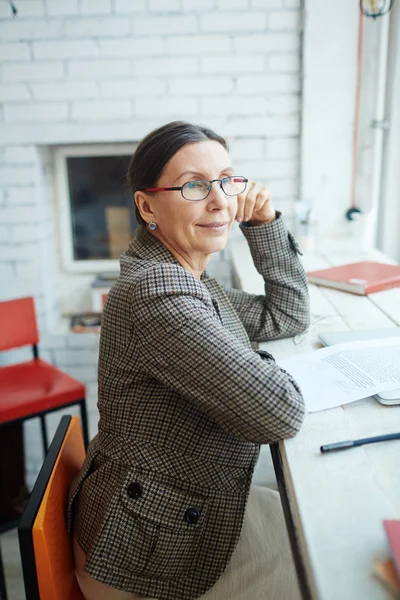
[301,0,397,256]
[0,0,303,318]
[1,0,394,480]
[378,1,400,261]
[301,0,360,239]
[0,0,303,481]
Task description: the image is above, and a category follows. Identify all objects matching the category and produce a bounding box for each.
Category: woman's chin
[206,238,228,254]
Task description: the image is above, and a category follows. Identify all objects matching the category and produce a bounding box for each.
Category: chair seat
[0,359,85,424]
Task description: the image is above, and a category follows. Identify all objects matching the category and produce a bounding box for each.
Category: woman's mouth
[197,222,229,232]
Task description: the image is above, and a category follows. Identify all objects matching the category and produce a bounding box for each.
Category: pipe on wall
[361,11,390,251]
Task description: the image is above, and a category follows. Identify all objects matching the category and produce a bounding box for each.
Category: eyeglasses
[137,176,248,202]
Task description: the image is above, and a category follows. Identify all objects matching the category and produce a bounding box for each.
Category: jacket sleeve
[225,214,310,343]
[131,263,305,445]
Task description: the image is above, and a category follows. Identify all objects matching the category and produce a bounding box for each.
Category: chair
[0,296,89,600]
[18,415,86,600]
[0,297,89,451]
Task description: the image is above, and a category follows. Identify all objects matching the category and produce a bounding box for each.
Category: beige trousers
[74,485,301,600]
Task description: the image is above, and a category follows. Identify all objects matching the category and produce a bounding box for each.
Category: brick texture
[0,0,303,477]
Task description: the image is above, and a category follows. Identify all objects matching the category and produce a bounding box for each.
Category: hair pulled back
[127,121,228,226]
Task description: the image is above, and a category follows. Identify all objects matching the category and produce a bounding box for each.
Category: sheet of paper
[278,337,400,412]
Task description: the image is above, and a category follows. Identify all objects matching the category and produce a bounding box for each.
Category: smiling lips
[198,222,229,230]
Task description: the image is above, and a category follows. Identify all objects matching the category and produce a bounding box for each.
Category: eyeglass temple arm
[137,187,182,192]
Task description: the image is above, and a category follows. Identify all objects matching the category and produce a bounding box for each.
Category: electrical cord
[8,0,17,16]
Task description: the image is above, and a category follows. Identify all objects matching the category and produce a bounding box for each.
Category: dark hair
[127,121,228,226]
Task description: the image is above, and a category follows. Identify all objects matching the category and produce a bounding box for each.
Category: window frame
[54,143,137,274]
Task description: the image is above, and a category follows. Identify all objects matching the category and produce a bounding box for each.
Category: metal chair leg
[39,415,48,455]
[79,399,89,449]
[0,541,8,600]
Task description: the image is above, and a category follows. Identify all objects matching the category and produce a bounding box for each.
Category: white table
[230,236,400,600]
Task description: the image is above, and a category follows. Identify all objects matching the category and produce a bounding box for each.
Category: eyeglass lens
[181,177,247,201]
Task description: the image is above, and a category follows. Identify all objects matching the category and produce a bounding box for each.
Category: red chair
[0,297,89,600]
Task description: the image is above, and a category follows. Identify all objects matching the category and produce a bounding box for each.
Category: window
[55,144,139,273]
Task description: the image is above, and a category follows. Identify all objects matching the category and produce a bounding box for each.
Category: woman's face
[142,141,237,263]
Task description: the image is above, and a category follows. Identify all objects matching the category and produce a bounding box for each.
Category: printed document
[278,337,400,412]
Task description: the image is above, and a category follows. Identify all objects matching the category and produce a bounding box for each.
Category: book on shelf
[95,271,120,282]
[91,272,119,311]
[307,261,400,295]
[70,313,101,333]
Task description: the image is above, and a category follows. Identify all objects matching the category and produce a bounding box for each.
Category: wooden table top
[230,236,400,600]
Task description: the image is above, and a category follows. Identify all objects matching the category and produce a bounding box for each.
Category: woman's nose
[207,182,229,209]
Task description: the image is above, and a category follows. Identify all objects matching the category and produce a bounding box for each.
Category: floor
[1,529,25,600]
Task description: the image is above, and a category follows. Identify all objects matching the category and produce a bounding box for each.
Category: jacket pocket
[101,468,208,580]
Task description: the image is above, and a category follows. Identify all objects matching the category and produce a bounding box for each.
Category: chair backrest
[0,297,39,352]
[18,415,86,600]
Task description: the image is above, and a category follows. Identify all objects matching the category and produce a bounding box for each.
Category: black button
[256,349,275,362]
[127,482,142,499]
[184,508,201,524]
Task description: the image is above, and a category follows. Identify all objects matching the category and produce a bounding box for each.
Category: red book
[307,261,400,295]
[384,520,400,582]
[373,559,400,595]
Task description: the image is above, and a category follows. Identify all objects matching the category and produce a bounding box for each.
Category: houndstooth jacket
[68,214,309,600]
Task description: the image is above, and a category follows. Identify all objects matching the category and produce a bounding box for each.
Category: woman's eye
[187,181,205,189]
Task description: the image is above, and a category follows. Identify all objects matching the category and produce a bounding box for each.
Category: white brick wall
[33,40,99,60]
[46,1,80,17]
[2,62,64,81]
[81,0,112,15]
[4,103,69,122]
[31,81,98,100]
[99,38,164,56]
[114,0,146,13]
[71,100,132,120]
[64,17,130,37]
[68,59,131,79]
[0,84,30,100]
[200,11,267,32]
[0,42,31,61]
[0,0,303,481]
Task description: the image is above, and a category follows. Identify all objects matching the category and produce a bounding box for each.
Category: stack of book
[91,272,119,312]
[70,313,102,333]
[373,520,400,594]
[307,261,400,295]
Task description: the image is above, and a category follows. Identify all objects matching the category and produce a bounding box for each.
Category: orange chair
[18,415,86,600]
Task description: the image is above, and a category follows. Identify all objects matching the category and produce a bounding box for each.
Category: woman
[69,121,310,600]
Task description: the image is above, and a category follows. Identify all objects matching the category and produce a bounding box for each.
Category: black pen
[320,432,400,453]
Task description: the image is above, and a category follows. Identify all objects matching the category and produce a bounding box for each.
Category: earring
[148,221,157,231]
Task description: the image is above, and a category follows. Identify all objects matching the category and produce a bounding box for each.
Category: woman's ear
[134,191,156,225]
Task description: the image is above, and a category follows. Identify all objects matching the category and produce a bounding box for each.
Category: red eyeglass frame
[137,176,248,195]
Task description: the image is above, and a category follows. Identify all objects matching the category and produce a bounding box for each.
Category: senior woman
[68,121,310,600]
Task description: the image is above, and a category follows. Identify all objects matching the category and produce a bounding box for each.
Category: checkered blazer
[68,215,309,600]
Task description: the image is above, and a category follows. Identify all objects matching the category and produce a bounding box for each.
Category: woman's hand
[236,180,276,225]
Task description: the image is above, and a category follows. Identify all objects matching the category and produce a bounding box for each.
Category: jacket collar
[121,226,210,281]
[124,225,178,266]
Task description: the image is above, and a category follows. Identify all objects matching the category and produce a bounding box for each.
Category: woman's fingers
[236,181,273,223]
[243,183,258,222]
[252,186,271,219]
[236,186,249,222]
[236,180,256,222]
